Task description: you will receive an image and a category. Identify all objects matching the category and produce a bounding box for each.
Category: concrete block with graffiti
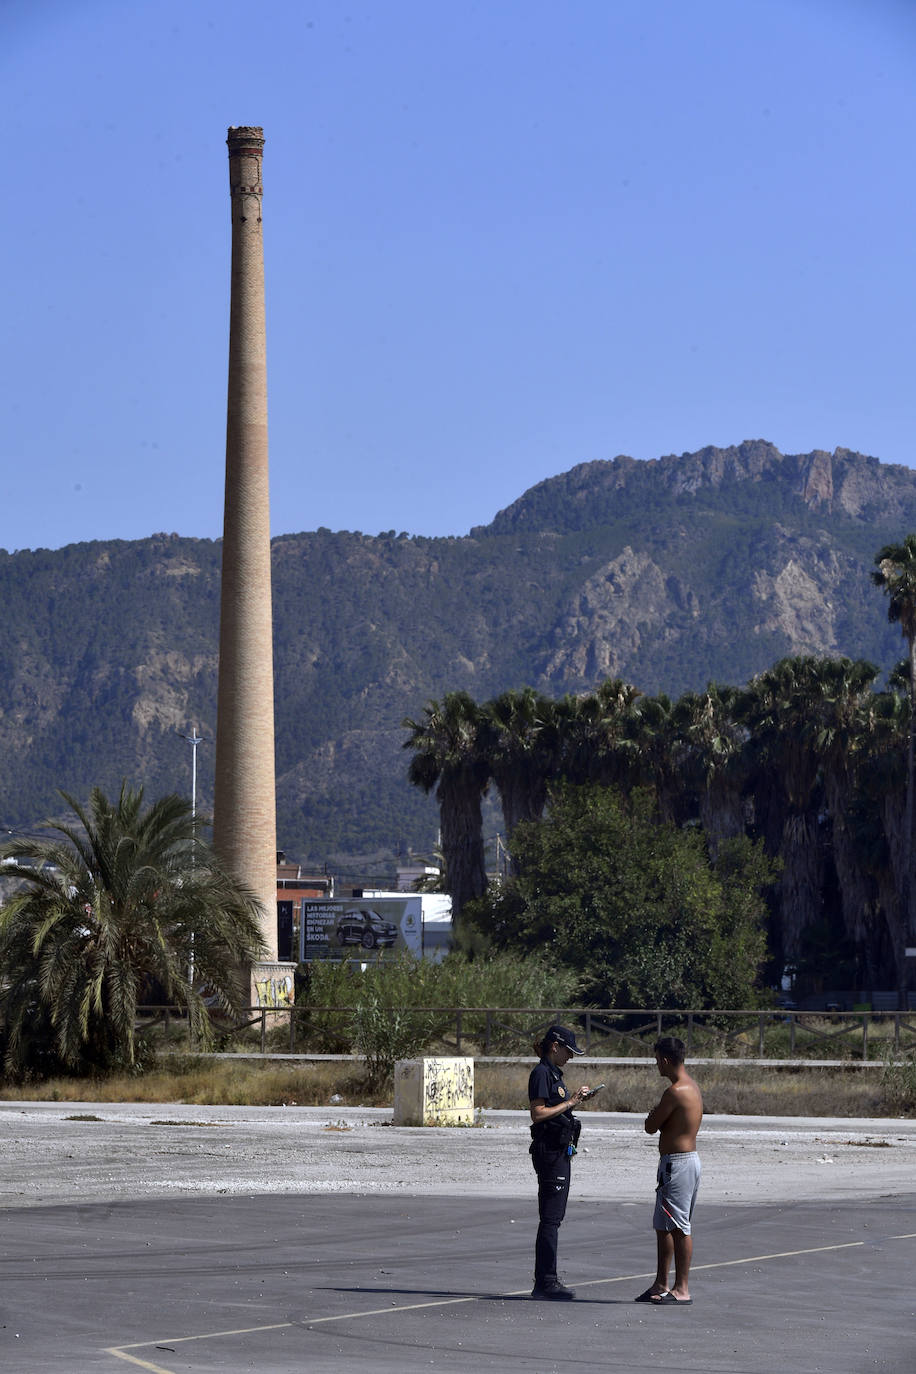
[392,1056,475,1126]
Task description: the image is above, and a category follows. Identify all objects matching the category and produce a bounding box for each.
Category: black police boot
[531,1278,576,1300]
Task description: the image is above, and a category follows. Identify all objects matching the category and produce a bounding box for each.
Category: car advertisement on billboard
[301,898,423,961]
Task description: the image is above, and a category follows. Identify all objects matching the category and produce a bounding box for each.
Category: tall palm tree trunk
[438,776,488,928]
[907,636,916,987]
[779,812,823,965]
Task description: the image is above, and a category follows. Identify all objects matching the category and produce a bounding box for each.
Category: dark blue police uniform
[528,1055,580,1289]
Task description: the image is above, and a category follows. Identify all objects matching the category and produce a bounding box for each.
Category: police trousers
[531,1141,571,1284]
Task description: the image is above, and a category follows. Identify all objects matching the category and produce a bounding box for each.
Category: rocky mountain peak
[482,441,901,535]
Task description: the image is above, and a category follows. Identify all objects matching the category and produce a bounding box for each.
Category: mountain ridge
[479,440,913,536]
[1,441,912,868]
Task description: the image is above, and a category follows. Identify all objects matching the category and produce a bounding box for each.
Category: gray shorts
[653,1151,701,1234]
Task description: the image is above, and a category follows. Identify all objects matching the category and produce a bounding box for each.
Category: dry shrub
[0,1057,900,1117]
[879,1053,916,1115]
[473,1062,888,1117]
[0,1059,386,1107]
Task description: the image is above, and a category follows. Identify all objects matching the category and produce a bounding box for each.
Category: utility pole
[181,726,204,986]
[182,727,203,825]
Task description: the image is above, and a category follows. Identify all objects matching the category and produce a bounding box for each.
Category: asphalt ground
[0,1192,911,1373]
[0,1105,912,1373]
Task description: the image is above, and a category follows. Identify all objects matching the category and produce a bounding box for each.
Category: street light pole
[182,727,203,826]
[181,728,204,987]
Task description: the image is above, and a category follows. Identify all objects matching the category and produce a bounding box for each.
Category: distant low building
[394,863,442,892]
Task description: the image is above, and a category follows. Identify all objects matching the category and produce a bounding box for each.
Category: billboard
[301,898,423,961]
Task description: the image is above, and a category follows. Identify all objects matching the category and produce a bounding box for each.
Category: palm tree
[873,535,916,981]
[848,686,908,987]
[671,684,747,859]
[0,784,265,1078]
[483,688,557,866]
[737,655,882,980]
[402,692,490,926]
[804,658,880,965]
[559,678,642,789]
[736,657,830,968]
[626,691,684,824]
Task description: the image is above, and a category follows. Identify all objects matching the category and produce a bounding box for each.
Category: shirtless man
[634,1036,703,1306]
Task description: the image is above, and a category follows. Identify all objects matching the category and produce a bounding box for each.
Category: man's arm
[644,1085,676,1135]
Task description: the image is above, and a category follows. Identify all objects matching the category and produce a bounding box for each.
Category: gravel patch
[1,1101,914,1210]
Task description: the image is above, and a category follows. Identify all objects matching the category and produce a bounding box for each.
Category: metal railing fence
[135,1005,916,1061]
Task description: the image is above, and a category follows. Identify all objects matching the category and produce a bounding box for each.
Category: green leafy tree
[464,783,772,1008]
[0,784,265,1078]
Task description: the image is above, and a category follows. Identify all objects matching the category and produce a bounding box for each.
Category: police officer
[528,1024,589,1300]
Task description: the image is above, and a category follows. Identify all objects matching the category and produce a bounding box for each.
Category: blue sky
[3,0,915,552]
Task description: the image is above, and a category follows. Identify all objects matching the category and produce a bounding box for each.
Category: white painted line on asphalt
[103,1233,908,1371]
[105,1320,296,1370]
[102,1351,179,1374]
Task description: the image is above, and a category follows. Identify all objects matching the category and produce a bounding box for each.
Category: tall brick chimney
[213,127,291,1004]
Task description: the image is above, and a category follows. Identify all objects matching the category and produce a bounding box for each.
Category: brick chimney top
[227,126,264,147]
